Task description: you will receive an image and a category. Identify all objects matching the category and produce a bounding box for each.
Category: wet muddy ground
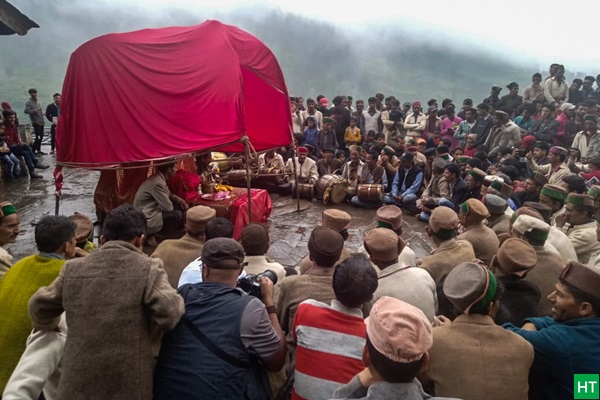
[1,145,434,267]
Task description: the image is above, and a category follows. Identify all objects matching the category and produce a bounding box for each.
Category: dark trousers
[32,124,44,153]
[161,207,184,231]
[50,125,56,151]
[8,144,37,173]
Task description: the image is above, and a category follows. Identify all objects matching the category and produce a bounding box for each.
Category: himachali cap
[469,168,486,182]
[69,212,94,243]
[400,152,414,163]
[587,185,600,200]
[483,194,507,215]
[494,110,508,118]
[297,146,309,155]
[364,228,402,262]
[376,205,403,231]
[432,157,448,170]
[429,206,459,233]
[506,82,519,89]
[322,148,335,154]
[549,146,568,156]
[417,138,427,144]
[460,198,490,220]
[320,97,329,106]
[513,214,550,244]
[494,238,537,277]
[444,262,498,314]
[308,226,344,267]
[424,148,436,157]
[323,117,334,124]
[540,184,567,201]
[382,146,396,157]
[0,201,17,218]
[522,202,552,223]
[491,84,502,92]
[489,179,513,198]
[483,175,502,188]
[560,261,600,300]
[584,114,597,122]
[322,209,351,233]
[565,193,595,208]
[532,172,548,187]
[511,206,544,224]
[186,205,216,233]
[560,102,576,111]
[456,156,472,164]
[407,146,418,153]
[240,223,269,250]
[202,238,245,269]
[366,296,432,363]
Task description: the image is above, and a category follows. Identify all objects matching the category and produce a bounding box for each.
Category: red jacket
[2,123,20,145]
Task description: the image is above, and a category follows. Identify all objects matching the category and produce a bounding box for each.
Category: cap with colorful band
[0,202,17,218]
[540,184,567,201]
[565,193,595,207]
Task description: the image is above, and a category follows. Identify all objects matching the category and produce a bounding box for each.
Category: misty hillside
[0,1,553,113]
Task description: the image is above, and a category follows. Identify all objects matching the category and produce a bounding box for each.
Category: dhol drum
[315,174,348,204]
[226,169,247,187]
[357,184,383,202]
[211,152,230,172]
[258,166,282,184]
[294,183,314,200]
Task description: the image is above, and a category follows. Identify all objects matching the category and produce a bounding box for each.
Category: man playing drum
[284,146,318,198]
[350,151,391,208]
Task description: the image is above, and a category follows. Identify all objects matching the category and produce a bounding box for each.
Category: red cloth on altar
[57,21,292,167]
[192,188,271,239]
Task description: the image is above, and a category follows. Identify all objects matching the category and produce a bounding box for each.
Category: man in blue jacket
[388,152,423,213]
[504,261,600,400]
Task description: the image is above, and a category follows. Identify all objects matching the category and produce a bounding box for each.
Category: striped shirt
[292,299,366,400]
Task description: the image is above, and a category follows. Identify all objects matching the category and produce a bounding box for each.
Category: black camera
[237,269,278,300]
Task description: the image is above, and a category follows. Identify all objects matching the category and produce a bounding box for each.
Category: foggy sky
[95,0,600,73]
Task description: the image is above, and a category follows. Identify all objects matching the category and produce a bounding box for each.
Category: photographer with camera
[154,238,286,399]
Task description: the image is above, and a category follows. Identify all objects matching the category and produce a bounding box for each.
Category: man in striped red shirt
[292,254,378,400]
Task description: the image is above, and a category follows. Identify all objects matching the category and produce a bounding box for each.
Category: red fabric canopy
[56,20,293,167]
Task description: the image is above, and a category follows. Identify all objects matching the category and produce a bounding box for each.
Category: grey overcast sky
[21,0,600,73]
[110,0,600,72]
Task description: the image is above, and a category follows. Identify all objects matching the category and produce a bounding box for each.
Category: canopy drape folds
[57,20,292,167]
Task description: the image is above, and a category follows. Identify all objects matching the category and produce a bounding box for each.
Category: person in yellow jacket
[0,215,83,394]
[344,116,362,149]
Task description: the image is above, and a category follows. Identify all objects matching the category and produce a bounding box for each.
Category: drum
[226,169,247,187]
[294,183,314,200]
[357,184,383,202]
[211,152,230,172]
[316,174,348,204]
[258,166,282,184]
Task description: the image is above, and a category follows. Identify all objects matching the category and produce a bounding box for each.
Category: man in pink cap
[331,297,452,399]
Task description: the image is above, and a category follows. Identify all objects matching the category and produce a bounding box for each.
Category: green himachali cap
[540,184,567,201]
